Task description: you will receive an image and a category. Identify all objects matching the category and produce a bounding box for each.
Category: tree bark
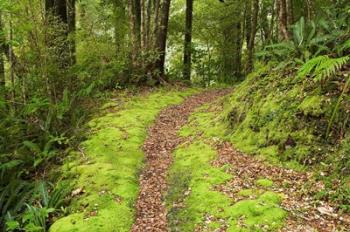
[235,21,243,78]
[45,0,68,24]
[154,0,171,79]
[67,0,76,65]
[128,0,141,69]
[245,0,252,51]
[9,12,15,102]
[145,0,152,49]
[260,0,270,44]
[152,0,161,45]
[246,0,259,74]
[183,0,193,80]
[278,0,289,40]
[0,11,5,90]
[269,0,276,41]
[286,0,294,26]
[141,0,146,53]
[245,0,259,74]
[45,0,74,68]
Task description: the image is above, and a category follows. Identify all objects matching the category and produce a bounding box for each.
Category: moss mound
[224,63,350,211]
[256,179,274,188]
[50,89,198,232]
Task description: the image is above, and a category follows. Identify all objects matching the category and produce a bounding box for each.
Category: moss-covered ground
[167,81,350,230]
[167,99,287,231]
[50,88,198,232]
[224,63,350,212]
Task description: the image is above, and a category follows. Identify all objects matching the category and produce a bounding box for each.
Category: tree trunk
[113,0,123,56]
[152,0,161,45]
[246,0,259,74]
[245,0,258,74]
[286,0,294,26]
[45,0,68,24]
[128,0,141,70]
[141,0,146,54]
[183,0,193,80]
[260,0,270,44]
[278,0,289,40]
[154,0,171,79]
[274,0,279,40]
[235,21,243,78]
[0,11,5,90]
[145,0,152,49]
[9,12,15,102]
[67,0,76,66]
[45,0,72,67]
[245,0,252,52]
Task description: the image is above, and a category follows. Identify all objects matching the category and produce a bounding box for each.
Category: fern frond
[314,56,349,81]
[298,55,350,81]
[337,39,350,54]
[297,55,328,78]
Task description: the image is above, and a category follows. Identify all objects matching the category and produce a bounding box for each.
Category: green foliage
[0,181,69,231]
[298,55,350,81]
[22,205,55,232]
[258,10,350,67]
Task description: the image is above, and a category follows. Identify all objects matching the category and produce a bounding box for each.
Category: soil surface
[131,89,232,232]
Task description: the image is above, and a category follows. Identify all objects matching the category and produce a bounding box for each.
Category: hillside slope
[223,63,350,212]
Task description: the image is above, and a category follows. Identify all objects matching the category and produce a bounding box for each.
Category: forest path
[49,87,350,232]
[162,94,350,231]
[131,89,232,232]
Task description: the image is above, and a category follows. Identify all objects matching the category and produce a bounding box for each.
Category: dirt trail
[131,89,231,232]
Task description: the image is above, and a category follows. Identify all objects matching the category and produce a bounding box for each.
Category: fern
[0,160,23,181]
[298,55,350,81]
[337,39,350,55]
[297,55,328,78]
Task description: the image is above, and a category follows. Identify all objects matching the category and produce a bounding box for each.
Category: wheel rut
[131,89,231,232]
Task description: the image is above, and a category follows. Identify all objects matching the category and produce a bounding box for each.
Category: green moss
[227,192,286,231]
[237,189,254,197]
[50,88,198,232]
[298,95,325,116]
[167,142,233,231]
[179,102,229,139]
[222,66,333,170]
[256,179,273,188]
[167,141,286,231]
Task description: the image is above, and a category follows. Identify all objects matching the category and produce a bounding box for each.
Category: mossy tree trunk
[45,0,76,67]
